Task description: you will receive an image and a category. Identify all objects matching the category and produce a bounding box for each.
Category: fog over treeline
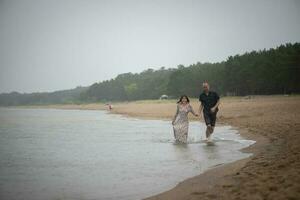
[0,43,299,106]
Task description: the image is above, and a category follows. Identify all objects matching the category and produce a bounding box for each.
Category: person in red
[198,82,220,142]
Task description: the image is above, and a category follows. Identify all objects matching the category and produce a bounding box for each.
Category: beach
[113,96,300,200]
[12,95,300,199]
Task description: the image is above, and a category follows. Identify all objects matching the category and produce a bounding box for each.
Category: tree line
[0,86,87,106]
[80,42,300,101]
[0,43,299,106]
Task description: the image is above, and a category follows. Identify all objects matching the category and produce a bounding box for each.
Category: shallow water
[0,108,254,200]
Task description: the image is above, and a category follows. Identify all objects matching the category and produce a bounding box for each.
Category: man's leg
[206,125,214,140]
[206,112,217,141]
[208,112,217,137]
[206,125,211,138]
[203,112,212,139]
[210,126,215,134]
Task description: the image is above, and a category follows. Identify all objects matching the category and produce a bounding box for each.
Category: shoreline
[144,128,268,200]
[4,95,300,199]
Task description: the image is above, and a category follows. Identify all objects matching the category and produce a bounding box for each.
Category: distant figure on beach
[199,82,220,143]
[172,95,198,143]
[106,103,113,111]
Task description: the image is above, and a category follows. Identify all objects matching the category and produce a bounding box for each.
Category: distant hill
[0,86,88,106]
[0,42,299,106]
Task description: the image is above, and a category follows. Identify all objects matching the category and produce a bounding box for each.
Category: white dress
[172,104,196,143]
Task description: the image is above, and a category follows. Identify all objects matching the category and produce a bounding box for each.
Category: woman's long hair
[177,95,190,104]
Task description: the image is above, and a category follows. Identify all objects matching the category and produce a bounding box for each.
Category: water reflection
[201,142,221,160]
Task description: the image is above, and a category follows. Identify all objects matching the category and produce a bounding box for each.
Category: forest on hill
[0,86,87,106]
[0,43,299,106]
[80,42,300,101]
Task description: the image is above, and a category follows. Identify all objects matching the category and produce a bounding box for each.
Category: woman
[172,95,198,143]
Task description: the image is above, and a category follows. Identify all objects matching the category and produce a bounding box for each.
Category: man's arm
[199,103,203,116]
[210,92,220,112]
[211,99,220,112]
[198,94,203,115]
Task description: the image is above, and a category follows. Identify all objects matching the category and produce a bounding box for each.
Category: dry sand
[12,96,300,200]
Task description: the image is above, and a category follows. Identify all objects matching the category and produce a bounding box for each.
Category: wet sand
[11,96,300,199]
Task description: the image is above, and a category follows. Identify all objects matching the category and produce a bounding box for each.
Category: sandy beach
[12,95,300,200]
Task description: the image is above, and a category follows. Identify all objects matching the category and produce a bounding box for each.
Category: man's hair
[203,81,209,86]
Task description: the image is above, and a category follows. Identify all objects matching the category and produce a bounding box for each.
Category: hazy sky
[0,0,299,93]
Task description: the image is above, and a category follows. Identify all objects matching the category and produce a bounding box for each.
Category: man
[199,82,220,142]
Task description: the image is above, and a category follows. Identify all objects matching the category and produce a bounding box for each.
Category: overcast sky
[0,0,299,93]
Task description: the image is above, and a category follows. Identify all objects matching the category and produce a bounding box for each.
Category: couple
[172,82,220,143]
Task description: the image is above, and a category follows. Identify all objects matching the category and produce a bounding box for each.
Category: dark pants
[203,110,217,127]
